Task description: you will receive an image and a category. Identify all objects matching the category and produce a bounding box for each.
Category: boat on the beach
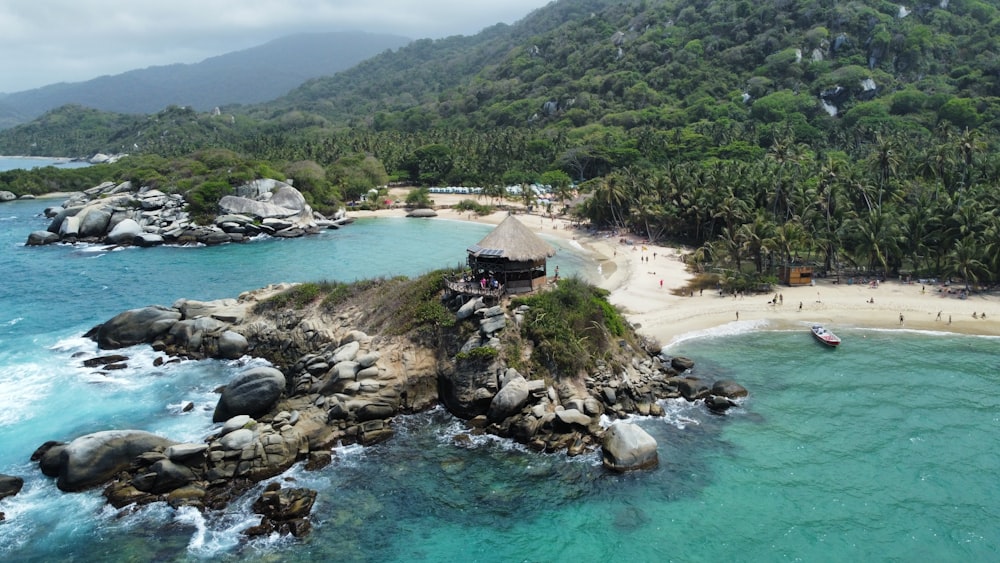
[811,324,841,347]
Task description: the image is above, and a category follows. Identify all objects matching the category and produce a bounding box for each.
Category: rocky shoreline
[23,178,352,247]
[12,278,748,538]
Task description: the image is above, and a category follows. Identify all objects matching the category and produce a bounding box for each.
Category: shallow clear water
[1,196,998,562]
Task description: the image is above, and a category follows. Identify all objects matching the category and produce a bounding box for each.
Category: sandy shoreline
[356,192,1000,345]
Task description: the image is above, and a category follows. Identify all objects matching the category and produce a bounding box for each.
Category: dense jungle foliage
[1,0,999,285]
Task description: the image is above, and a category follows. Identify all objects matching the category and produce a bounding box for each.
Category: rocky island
[25,177,352,247]
[28,272,747,538]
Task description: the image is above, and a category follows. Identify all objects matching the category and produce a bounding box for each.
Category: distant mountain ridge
[0,31,412,130]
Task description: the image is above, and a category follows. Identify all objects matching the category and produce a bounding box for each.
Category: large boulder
[674,377,711,401]
[406,208,437,218]
[217,331,249,359]
[602,423,658,472]
[487,375,531,422]
[167,316,228,353]
[88,306,182,349]
[0,190,16,202]
[52,430,178,491]
[26,230,60,246]
[712,380,748,398]
[269,185,308,212]
[77,207,112,238]
[213,366,287,422]
[106,218,142,244]
[0,474,24,500]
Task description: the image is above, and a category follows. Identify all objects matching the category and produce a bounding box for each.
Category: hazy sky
[0,0,553,93]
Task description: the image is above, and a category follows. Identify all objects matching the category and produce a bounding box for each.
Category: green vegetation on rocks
[513,277,636,378]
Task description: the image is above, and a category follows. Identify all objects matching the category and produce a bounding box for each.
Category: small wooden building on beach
[463,215,557,294]
[779,264,814,286]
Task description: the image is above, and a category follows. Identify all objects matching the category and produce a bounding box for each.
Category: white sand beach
[355,190,1000,344]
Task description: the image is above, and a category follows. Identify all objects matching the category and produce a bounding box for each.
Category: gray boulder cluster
[26,282,748,536]
[26,178,350,247]
[84,297,254,361]
[437,295,748,471]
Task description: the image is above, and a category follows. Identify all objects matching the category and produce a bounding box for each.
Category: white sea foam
[5,316,22,326]
[569,239,585,251]
[665,319,770,348]
[0,364,54,426]
[600,398,706,430]
[434,415,533,454]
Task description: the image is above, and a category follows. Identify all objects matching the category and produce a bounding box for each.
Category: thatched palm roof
[468,215,556,262]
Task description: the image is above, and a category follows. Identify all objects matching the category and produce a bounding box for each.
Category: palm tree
[738,211,778,274]
[868,132,901,207]
[947,237,988,290]
[847,207,901,279]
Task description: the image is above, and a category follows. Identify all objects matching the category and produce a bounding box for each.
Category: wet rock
[0,474,24,501]
[674,377,711,401]
[602,423,658,472]
[712,380,748,399]
[88,306,182,350]
[50,430,178,492]
[248,485,317,538]
[26,230,59,245]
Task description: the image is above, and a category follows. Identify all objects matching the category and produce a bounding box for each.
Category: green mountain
[3,0,997,163]
[0,32,411,130]
[3,0,1000,287]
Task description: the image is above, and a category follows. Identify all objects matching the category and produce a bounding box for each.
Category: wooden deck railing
[444,278,505,298]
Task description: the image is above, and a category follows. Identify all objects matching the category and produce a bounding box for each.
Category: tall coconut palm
[847,207,901,279]
[947,237,989,290]
[739,211,778,274]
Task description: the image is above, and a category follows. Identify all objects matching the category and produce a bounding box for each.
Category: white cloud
[0,0,551,92]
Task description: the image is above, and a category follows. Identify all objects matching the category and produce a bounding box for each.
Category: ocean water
[1,194,999,561]
[0,156,91,172]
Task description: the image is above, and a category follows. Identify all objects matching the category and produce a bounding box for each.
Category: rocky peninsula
[27,274,747,537]
[24,177,352,247]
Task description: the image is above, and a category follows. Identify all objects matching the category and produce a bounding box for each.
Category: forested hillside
[2,0,999,288]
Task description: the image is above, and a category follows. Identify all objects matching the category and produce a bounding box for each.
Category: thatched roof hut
[468,215,556,262]
[465,215,556,294]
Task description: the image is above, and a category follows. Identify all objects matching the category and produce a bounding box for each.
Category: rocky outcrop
[246,483,317,538]
[27,179,346,247]
[406,208,438,218]
[41,278,747,538]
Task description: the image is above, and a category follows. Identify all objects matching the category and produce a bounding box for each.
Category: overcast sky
[0,0,552,93]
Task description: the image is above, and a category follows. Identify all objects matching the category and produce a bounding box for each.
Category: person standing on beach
[736,311,739,320]
[899,313,904,325]
[936,311,942,321]
[659,279,663,289]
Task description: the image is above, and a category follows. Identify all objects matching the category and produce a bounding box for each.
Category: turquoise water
[0,156,91,171]
[1,196,998,561]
